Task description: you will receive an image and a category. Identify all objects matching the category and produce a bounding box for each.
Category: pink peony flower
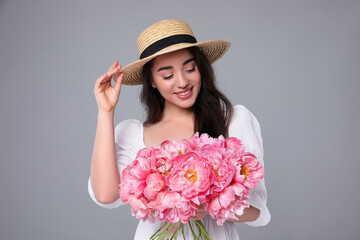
[131,179,146,198]
[143,173,165,200]
[231,182,249,197]
[221,148,241,166]
[157,207,190,224]
[152,148,173,177]
[119,168,132,202]
[155,191,182,212]
[158,138,191,159]
[166,152,212,204]
[207,186,234,219]
[119,148,158,200]
[178,201,198,224]
[162,208,180,223]
[218,185,236,209]
[129,151,157,180]
[232,195,250,217]
[225,137,246,156]
[207,184,250,225]
[128,195,156,222]
[233,152,264,189]
[189,132,225,150]
[197,145,236,193]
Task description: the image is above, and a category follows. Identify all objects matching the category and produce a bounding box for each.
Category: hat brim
[112,39,231,85]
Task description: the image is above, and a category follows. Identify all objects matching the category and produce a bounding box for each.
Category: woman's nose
[176,72,189,89]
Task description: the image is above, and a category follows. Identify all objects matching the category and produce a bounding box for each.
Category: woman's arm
[227,105,271,226]
[90,61,124,204]
[227,205,260,223]
[191,205,260,223]
[90,110,120,204]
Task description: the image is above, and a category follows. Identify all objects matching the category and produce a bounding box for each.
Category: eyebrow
[157,58,195,72]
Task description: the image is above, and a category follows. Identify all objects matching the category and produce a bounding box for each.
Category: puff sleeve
[228,105,271,227]
[88,119,142,209]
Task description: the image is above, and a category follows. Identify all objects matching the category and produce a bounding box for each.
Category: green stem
[195,222,203,240]
[188,221,200,240]
[181,224,185,240]
[154,222,172,240]
[161,223,173,240]
[166,223,176,240]
[151,222,168,240]
[169,222,181,240]
[150,220,211,240]
[194,220,211,240]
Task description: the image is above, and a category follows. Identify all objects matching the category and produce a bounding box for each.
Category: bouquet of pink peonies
[119,133,264,240]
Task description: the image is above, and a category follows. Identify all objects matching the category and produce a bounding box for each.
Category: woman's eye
[163,74,173,80]
[186,67,196,72]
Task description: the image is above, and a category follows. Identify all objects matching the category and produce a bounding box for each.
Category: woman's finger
[107,60,118,72]
[95,73,113,92]
[95,72,109,86]
[96,65,121,84]
[104,65,122,79]
[109,65,122,75]
[95,65,122,90]
[113,72,124,93]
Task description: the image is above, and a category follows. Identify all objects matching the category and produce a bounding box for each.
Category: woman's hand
[191,204,208,221]
[94,60,124,113]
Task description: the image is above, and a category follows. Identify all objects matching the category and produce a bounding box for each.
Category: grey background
[1,0,359,239]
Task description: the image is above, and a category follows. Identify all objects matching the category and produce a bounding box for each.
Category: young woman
[88,19,270,239]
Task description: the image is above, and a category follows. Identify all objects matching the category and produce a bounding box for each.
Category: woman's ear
[151,82,157,88]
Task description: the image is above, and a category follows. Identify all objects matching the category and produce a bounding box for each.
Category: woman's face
[151,49,201,110]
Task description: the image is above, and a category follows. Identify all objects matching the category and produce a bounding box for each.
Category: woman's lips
[174,87,193,99]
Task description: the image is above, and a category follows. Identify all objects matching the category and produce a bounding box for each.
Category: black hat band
[140,34,197,60]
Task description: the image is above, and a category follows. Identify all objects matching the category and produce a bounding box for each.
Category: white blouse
[88,104,270,239]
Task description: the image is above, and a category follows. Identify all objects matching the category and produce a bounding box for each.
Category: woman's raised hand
[94,60,124,113]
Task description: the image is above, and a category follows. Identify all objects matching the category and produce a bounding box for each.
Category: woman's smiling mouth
[174,87,193,99]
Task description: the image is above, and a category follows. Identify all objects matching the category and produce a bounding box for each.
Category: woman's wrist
[97,109,115,118]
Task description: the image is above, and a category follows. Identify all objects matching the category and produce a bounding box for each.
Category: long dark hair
[141,46,233,138]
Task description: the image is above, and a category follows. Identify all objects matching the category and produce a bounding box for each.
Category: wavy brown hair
[141,46,233,138]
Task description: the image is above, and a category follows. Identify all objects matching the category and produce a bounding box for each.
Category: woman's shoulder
[115,119,142,132]
[232,104,247,113]
[231,104,254,122]
[114,119,143,146]
[229,104,261,133]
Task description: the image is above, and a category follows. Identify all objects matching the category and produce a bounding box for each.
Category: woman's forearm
[90,110,120,204]
[227,205,260,223]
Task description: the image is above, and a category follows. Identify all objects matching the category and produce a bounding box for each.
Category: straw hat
[112,19,231,85]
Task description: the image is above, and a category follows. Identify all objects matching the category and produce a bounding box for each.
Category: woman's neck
[161,102,195,123]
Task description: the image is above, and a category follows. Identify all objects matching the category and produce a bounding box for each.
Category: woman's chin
[166,99,196,110]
